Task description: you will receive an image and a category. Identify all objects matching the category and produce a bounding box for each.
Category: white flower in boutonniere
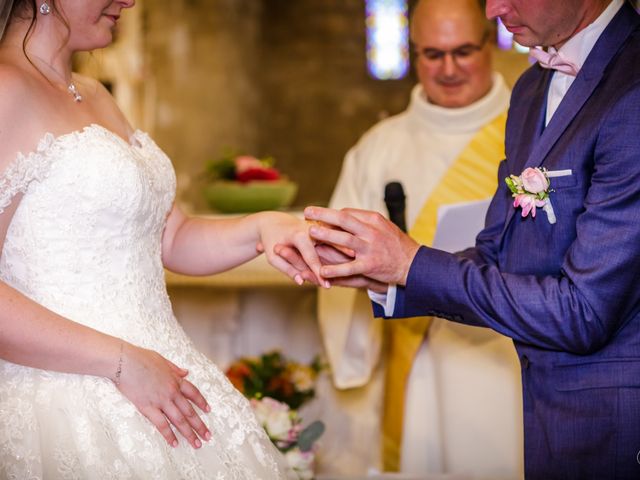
[505,167,556,224]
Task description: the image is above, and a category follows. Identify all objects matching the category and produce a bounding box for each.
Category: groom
[299,0,640,478]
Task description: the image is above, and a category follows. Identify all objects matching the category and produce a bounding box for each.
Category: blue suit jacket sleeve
[392,83,640,356]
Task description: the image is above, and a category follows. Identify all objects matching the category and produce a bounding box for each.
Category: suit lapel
[513,70,550,169]
[501,72,550,230]
[525,73,602,169]
[501,3,640,231]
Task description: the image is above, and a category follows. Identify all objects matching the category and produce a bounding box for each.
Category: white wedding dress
[0,124,295,479]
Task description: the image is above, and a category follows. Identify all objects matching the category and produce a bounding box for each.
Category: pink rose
[520,167,549,194]
[235,155,263,174]
[513,193,545,218]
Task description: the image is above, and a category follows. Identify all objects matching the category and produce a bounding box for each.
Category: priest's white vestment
[319,73,524,479]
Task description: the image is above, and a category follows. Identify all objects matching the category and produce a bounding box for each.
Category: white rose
[251,397,292,440]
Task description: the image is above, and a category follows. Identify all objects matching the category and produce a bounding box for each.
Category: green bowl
[203,180,298,213]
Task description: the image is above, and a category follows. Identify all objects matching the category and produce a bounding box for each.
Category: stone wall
[142,0,264,210]
[108,0,529,211]
[139,0,416,210]
[259,0,417,206]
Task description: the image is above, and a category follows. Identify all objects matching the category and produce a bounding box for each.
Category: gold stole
[381,111,507,471]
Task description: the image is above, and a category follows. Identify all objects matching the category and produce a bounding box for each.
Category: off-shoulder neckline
[20,123,146,159]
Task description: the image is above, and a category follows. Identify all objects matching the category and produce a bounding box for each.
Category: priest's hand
[303,206,421,286]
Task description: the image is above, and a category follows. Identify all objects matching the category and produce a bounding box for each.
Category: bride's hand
[115,343,212,449]
[257,212,327,287]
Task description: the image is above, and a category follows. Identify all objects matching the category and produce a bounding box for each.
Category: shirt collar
[550,0,624,68]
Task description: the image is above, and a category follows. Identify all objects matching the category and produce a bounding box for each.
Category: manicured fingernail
[205,431,212,441]
[195,439,202,448]
[172,439,178,448]
[324,281,331,289]
[294,274,303,285]
[205,404,211,413]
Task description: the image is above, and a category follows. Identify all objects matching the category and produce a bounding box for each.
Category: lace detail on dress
[0,124,294,479]
[0,133,57,215]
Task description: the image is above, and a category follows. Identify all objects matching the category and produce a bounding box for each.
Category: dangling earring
[39,1,51,15]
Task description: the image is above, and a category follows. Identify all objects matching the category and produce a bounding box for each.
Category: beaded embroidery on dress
[0,124,295,479]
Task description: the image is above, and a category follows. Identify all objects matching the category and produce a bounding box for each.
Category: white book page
[432,199,492,253]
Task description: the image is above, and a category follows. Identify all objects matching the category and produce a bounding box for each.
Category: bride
[0,0,323,478]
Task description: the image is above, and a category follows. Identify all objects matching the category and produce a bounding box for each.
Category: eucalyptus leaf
[297,420,325,452]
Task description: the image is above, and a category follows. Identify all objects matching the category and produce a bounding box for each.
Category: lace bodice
[0,124,292,479]
[0,124,175,334]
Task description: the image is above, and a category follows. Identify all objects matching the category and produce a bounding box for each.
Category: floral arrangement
[505,166,556,224]
[226,351,325,479]
[205,153,282,183]
[226,350,323,409]
[251,397,323,479]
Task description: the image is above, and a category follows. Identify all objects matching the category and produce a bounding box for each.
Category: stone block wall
[142,0,264,210]
[259,0,417,206]
[98,0,528,211]
[139,0,416,210]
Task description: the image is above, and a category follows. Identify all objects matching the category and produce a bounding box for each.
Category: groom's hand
[274,242,388,292]
[304,206,421,286]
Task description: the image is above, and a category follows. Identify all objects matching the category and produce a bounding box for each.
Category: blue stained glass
[366,0,409,80]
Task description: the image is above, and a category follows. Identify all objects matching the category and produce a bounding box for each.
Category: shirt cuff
[368,284,397,317]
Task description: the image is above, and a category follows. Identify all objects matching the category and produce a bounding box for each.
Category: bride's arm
[0,280,211,449]
[161,204,326,285]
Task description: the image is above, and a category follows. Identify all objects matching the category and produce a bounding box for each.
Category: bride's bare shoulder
[0,62,34,111]
[0,64,47,167]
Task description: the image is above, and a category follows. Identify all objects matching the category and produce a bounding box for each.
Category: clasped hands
[274,206,421,292]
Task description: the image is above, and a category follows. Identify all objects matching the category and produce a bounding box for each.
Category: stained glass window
[366,0,409,80]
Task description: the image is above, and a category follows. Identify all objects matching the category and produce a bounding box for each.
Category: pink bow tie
[529,48,580,76]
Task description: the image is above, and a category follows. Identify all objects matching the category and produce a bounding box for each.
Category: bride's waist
[40,293,177,343]
[3,273,171,316]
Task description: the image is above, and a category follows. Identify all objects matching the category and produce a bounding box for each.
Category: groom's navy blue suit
[385,3,640,479]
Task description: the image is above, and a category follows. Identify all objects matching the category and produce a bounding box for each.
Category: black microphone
[384,181,407,233]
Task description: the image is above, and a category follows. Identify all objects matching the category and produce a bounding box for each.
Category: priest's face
[411,0,493,109]
[485,0,609,49]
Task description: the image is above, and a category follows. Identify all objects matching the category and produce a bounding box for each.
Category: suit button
[521,355,530,369]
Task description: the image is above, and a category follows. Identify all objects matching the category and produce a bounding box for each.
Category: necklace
[66,82,83,103]
[30,54,83,103]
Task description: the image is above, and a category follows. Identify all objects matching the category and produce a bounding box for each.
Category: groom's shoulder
[603,27,640,93]
[605,8,640,73]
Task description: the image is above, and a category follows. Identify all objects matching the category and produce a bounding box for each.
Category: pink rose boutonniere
[505,167,556,224]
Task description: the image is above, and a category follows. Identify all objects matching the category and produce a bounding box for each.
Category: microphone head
[384,181,407,232]
[384,181,405,202]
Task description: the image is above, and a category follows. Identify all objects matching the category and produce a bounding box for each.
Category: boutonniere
[505,167,556,224]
